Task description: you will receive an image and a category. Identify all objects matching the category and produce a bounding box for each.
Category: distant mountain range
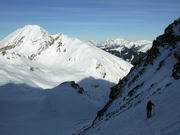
[90,39,152,65]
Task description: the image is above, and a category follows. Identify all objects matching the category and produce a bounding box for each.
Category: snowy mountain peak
[23,24,42,29]
[18,25,49,39]
[19,25,50,35]
[0,25,132,103]
[1,25,49,43]
[0,25,53,58]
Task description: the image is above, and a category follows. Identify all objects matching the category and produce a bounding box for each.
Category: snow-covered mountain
[77,19,180,135]
[0,25,132,102]
[90,39,152,64]
[0,25,133,135]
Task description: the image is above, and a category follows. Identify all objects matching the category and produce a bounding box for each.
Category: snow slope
[77,19,180,135]
[0,25,132,135]
[78,82,180,135]
[0,25,132,102]
[0,82,100,135]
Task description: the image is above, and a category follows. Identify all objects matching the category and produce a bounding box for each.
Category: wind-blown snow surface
[0,25,132,102]
[77,19,180,135]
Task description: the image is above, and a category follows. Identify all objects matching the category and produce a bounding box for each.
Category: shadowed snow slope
[0,25,132,102]
[77,18,180,135]
[0,82,100,135]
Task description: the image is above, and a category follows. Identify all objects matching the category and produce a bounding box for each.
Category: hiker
[146,100,155,119]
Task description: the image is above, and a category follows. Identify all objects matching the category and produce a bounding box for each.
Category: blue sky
[0,0,179,41]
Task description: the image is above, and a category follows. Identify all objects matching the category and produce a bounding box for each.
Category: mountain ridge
[0,25,132,103]
[90,38,152,64]
[77,18,180,135]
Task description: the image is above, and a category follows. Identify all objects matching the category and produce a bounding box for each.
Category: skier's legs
[149,108,152,118]
[147,109,150,118]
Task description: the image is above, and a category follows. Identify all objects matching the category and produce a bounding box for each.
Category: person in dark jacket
[146,100,155,119]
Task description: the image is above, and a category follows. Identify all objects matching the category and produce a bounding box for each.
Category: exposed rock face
[77,18,180,134]
[109,18,180,101]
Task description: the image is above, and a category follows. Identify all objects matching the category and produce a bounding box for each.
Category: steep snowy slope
[0,82,100,135]
[90,39,152,64]
[78,19,180,135]
[0,25,132,102]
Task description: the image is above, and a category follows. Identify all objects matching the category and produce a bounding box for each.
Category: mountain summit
[0,25,53,58]
[0,25,132,102]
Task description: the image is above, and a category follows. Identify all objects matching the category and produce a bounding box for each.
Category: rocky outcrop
[90,18,180,123]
